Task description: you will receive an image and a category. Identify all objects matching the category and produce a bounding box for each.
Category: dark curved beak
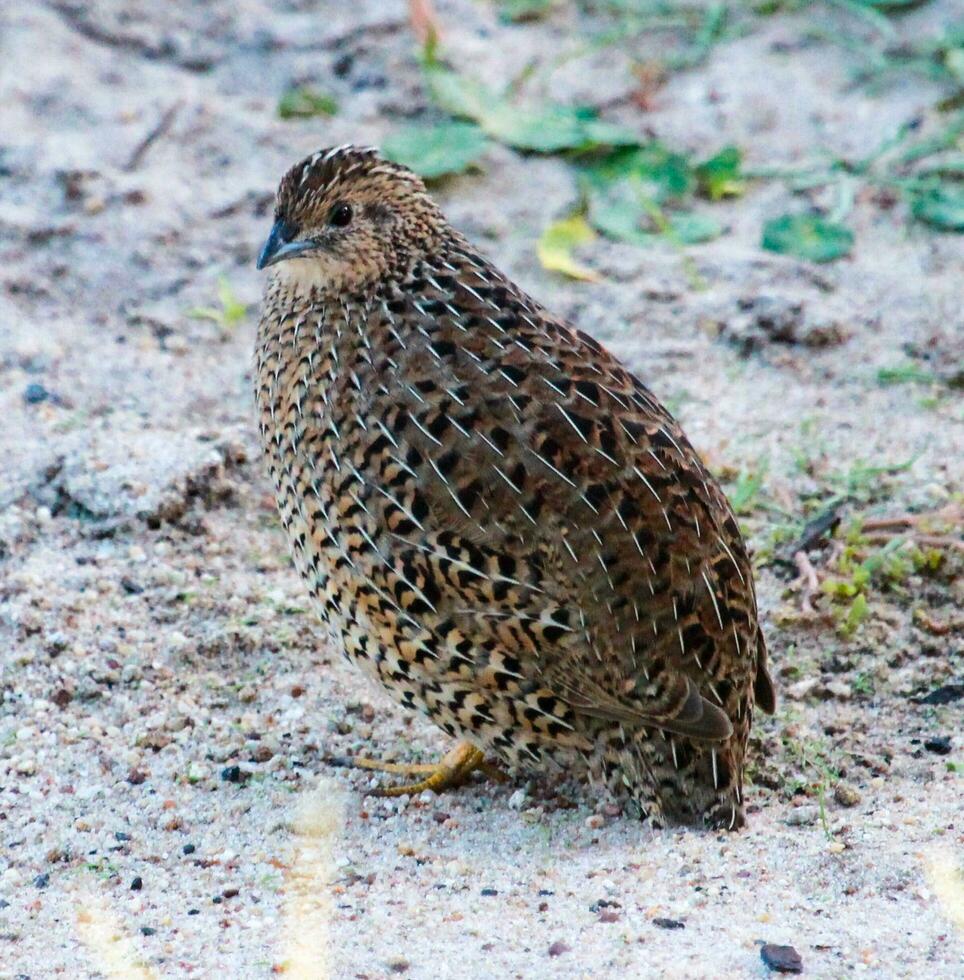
[256,220,313,270]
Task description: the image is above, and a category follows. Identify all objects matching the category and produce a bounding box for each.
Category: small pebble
[127,768,147,785]
[480,887,498,896]
[917,684,963,706]
[221,765,244,783]
[187,908,200,916]
[182,844,196,855]
[23,383,50,404]
[130,876,143,891]
[34,873,50,889]
[652,917,685,930]
[923,736,951,756]
[386,957,410,973]
[823,680,852,700]
[548,942,570,957]
[834,783,861,807]
[761,943,804,973]
[114,832,131,842]
[786,806,818,827]
[140,926,156,936]
[51,688,72,708]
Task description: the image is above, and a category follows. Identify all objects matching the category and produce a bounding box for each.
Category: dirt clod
[761,943,804,974]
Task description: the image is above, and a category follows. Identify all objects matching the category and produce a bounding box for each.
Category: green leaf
[842,593,869,636]
[859,0,926,7]
[484,102,589,152]
[945,48,964,86]
[382,122,490,179]
[576,117,642,150]
[424,65,491,121]
[216,278,248,326]
[186,277,247,333]
[537,215,600,281]
[762,214,854,262]
[910,185,964,232]
[278,87,338,120]
[876,364,938,385]
[667,212,723,243]
[498,0,554,22]
[587,180,653,246]
[424,64,638,152]
[583,156,721,246]
[583,145,693,202]
[694,145,744,200]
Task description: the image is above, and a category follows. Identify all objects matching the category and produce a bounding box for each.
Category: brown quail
[254,145,776,829]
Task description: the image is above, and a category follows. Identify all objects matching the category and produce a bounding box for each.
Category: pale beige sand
[1,2,961,978]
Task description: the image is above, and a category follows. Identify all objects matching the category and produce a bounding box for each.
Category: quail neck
[255,144,775,829]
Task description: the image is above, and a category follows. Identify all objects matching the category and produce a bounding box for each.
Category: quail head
[255,144,776,829]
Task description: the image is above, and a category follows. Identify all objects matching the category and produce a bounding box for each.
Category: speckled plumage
[255,145,775,829]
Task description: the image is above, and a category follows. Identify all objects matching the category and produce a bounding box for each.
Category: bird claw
[335,742,504,797]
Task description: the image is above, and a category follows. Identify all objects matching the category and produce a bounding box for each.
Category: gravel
[761,943,805,974]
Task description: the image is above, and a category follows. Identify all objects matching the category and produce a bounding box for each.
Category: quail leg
[345,742,504,797]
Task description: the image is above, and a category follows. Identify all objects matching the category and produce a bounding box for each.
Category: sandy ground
[1,1,962,978]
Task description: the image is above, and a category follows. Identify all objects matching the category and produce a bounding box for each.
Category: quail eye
[329,203,353,228]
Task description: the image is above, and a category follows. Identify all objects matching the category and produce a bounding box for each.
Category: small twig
[861,503,962,533]
[123,100,182,172]
[793,550,821,614]
[913,609,960,637]
[826,539,845,567]
[862,531,964,552]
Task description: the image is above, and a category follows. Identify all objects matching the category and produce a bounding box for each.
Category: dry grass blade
[123,101,183,172]
[860,503,962,533]
[793,550,821,614]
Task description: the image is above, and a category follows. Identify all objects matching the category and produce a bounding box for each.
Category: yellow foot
[337,742,505,797]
